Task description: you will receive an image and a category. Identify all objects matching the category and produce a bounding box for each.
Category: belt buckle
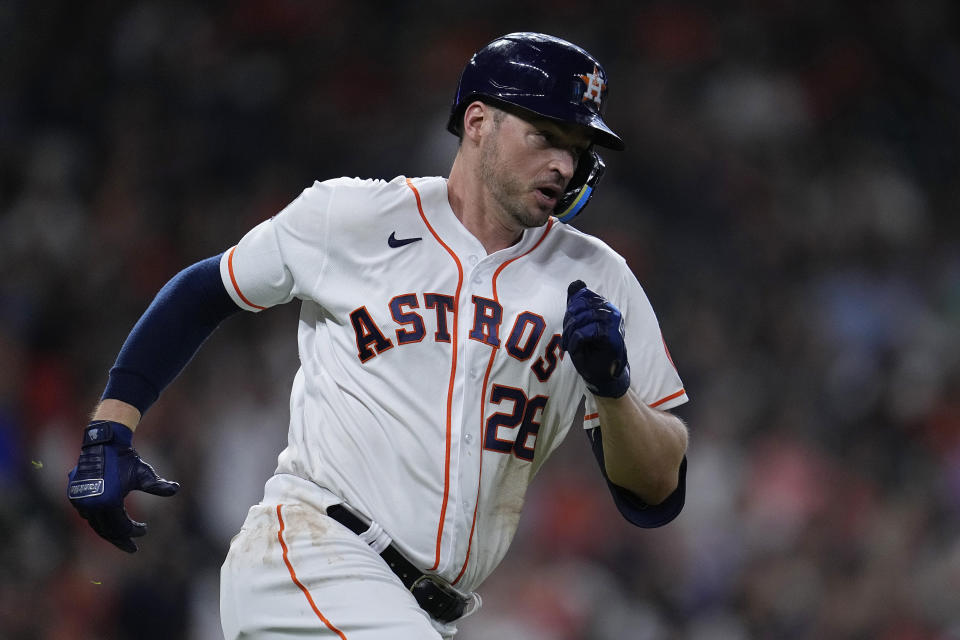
[410,574,467,623]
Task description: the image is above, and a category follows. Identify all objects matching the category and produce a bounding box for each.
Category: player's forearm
[97,254,241,420]
[595,391,688,505]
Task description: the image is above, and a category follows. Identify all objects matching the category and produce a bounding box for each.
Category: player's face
[478,110,592,230]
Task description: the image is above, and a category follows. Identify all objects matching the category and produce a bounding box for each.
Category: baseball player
[67,33,689,639]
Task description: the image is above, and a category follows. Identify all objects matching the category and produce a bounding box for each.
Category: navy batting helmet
[447,32,624,151]
[448,32,622,222]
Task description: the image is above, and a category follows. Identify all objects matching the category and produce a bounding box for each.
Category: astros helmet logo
[579,66,606,107]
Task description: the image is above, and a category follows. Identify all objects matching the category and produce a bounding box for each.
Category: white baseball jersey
[219,175,687,592]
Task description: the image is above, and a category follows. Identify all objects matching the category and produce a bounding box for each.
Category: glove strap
[81,420,134,448]
[588,363,631,399]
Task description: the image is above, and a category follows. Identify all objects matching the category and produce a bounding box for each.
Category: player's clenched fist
[561,280,631,398]
[67,420,179,553]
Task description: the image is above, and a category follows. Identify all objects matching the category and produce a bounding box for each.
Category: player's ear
[461,101,488,143]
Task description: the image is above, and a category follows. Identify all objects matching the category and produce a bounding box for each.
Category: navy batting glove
[67,420,179,553]
[561,280,631,398]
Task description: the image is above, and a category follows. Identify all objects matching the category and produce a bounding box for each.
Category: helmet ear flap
[555,151,605,223]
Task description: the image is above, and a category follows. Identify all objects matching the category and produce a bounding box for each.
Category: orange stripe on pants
[276,505,348,639]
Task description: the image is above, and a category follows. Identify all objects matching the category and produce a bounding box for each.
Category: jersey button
[468,255,479,266]
[464,433,473,443]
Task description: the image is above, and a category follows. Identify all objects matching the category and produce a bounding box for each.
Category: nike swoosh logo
[388,232,422,248]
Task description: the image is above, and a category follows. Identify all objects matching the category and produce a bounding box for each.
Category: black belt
[326,504,469,624]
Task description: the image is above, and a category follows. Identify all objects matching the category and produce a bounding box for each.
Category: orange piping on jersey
[276,505,348,639]
[227,246,267,311]
[453,218,556,585]
[661,332,678,370]
[585,389,684,423]
[405,178,463,572]
[650,388,686,408]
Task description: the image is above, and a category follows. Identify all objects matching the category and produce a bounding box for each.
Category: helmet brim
[448,95,624,151]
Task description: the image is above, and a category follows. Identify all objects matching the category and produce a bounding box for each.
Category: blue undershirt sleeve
[101,253,242,414]
[586,426,687,528]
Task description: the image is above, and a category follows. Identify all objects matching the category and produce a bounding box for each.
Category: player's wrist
[92,399,141,432]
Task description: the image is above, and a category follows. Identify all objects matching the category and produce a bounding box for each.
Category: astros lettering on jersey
[220,175,687,591]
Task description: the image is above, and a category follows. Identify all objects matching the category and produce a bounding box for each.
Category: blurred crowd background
[2,1,959,638]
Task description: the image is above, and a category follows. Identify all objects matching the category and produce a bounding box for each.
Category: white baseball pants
[220,476,454,639]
